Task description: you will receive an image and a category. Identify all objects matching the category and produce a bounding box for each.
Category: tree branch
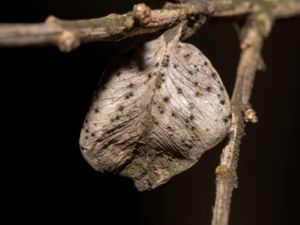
[0,0,299,51]
[211,4,273,225]
[0,2,199,52]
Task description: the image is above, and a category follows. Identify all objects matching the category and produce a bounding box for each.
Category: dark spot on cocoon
[167,126,172,131]
[116,116,120,120]
[220,86,224,91]
[110,118,115,122]
[161,55,170,67]
[211,72,216,78]
[194,82,198,86]
[195,91,201,97]
[206,86,212,92]
[128,83,134,88]
[204,61,208,66]
[223,118,229,123]
[163,97,169,102]
[188,71,193,75]
[160,110,164,114]
[85,129,89,133]
[94,108,99,113]
[184,54,190,59]
[91,133,95,137]
[186,143,193,149]
[171,112,176,117]
[148,73,152,78]
[173,64,178,69]
[85,136,89,139]
[119,106,124,111]
[177,88,182,94]
[155,62,159,67]
[116,71,121,77]
[94,123,97,126]
[206,128,210,132]
[191,126,196,131]
[189,115,194,120]
[220,100,225,105]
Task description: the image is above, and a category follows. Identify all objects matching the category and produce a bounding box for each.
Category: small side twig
[211,4,273,225]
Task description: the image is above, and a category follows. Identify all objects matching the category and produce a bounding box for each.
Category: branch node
[132,3,152,25]
[240,28,258,49]
[57,30,80,52]
[215,165,238,187]
[244,107,258,123]
[123,16,135,30]
[251,2,274,37]
[45,15,60,25]
[215,165,229,177]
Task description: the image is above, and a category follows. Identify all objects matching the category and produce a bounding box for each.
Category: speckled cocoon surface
[80,25,231,191]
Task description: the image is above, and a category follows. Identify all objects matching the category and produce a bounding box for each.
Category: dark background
[1,1,299,224]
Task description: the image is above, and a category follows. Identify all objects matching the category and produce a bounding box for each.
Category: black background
[1,1,299,225]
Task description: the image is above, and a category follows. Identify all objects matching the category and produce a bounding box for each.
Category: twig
[210,2,300,225]
[0,2,200,52]
[211,4,273,225]
[0,0,300,51]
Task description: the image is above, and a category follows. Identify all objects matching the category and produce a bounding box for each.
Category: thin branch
[0,2,200,52]
[0,0,300,51]
[211,5,273,225]
[210,1,300,225]
[0,3,196,51]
